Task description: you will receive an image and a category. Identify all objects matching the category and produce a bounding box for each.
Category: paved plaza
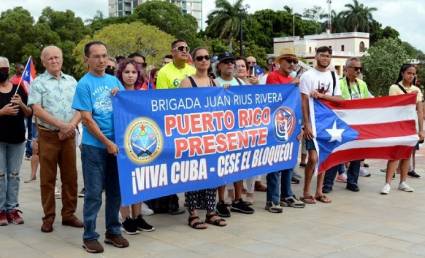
[2,148,425,258]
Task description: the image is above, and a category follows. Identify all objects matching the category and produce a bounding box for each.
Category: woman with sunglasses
[180,47,227,229]
[116,59,155,234]
[381,64,424,194]
[0,57,32,225]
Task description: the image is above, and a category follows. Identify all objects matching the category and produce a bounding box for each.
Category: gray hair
[40,45,63,61]
[0,57,9,68]
[345,57,361,68]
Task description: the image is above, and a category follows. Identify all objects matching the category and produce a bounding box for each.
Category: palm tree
[205,0,247,42]
[341,0,377,32]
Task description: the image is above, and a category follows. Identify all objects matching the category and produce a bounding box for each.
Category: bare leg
[315,172,325,197]
[399,159,410,183]
[218,186,226,202]
[120,206,131,219]
[386,160,398,184]
[131,203,142,218]
[233,181,243,200]
[303,149,317,197]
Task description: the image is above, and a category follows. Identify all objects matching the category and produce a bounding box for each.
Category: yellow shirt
[389,83,423,103]
[156,62,196,89]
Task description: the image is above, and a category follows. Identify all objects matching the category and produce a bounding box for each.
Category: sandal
[188,216,207,230]
[300,195,316,204]
[315,195,332,203]
[205,213,227,227]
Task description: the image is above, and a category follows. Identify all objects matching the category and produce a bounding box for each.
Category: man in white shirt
[299,46,343,204]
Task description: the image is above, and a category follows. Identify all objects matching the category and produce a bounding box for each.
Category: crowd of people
[0,38,423,254]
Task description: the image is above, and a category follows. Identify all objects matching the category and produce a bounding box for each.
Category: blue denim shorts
[305,139,316,151]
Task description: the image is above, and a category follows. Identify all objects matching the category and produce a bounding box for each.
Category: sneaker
[0,211,8,226]
[408,170,421,178]
[83,239,104,253]
[230,199,255,214]
[104,233,129,248]
[265,202,283,213]
[280,196,305,208]
[398,181,414,192]
[336,173,347,183]
[380,183,391,194]
[346,183,360,192]
[6,209,24,225]
[121,217,139,235]
[55,186,61,199]
[141,202,154,216]
[359,167,371,177]
[78,188,85,198]
[216,201,231,218]
[135,215,155,232]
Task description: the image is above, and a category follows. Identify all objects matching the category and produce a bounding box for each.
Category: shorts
[305,139,316,151]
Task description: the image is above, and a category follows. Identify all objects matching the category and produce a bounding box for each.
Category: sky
[0,0,424,52]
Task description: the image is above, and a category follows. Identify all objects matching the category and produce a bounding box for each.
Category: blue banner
[113,85,302,205]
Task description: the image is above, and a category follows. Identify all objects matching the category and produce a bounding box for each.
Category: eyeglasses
[174,46,190,53]
[284,59,298,65]
[195,55,210,62]
[350,66,362,72]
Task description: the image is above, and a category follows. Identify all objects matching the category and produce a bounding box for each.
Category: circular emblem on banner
[125,117,163,164]
[274,107,296,142]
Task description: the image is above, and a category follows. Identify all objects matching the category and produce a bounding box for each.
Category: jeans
[25,116,33,157]
[0,142,25,211]
[323,161,361,190]
[81,144,122,240]
[266,169,294,204]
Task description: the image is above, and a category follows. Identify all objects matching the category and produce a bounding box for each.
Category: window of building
[341,45,345,51]
[359,41,366,52]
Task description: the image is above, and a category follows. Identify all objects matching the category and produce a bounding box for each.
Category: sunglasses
[195,55,210,62]
[106,66,115,70]
[284,59,298,65]
[350,66,362,72]
[174,46,190,53]
[247,61,256,65]
[0,67,9,73]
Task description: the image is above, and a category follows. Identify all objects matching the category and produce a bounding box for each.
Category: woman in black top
[0,57,32,226]
[180,48,226,229]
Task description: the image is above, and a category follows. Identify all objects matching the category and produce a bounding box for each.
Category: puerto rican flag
[312,94,419,172]
[19,56,36,95]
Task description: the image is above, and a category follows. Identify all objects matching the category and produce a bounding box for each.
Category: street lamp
[239,4,250,57]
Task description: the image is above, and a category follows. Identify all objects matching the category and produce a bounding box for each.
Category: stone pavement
[2,148,425,258]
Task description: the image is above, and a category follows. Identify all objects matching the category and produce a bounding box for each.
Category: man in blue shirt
[72,41,128,253]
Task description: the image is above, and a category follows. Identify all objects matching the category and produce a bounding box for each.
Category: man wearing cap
[264,49,305,213]
[214,52,254,217]
[156,39,195,89]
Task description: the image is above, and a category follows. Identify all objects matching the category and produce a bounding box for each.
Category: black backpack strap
[236,78,243,85]
[397,83,408,94]
[210,79,216,87]
[188,76,198,88]
[331,71,336,96]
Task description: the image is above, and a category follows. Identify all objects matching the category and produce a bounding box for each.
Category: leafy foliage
[73,22,175,78]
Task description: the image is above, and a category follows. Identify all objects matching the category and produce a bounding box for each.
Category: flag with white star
[311,94,419,172]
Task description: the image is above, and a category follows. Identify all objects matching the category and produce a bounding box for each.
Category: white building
[108,0,203,29]
[273,32,370,75]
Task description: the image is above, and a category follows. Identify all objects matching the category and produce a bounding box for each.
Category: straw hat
[275,47,297,62]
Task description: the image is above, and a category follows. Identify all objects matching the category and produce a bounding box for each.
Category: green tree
[0,7,34,64]
[205,0,247,42]
[37,8,89,74]
[134,1,199,47]
[361,38,411,96]
[73,22,175,78]
[341,0,377,32]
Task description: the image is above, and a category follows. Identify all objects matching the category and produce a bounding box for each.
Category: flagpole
[14,56,31,95]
